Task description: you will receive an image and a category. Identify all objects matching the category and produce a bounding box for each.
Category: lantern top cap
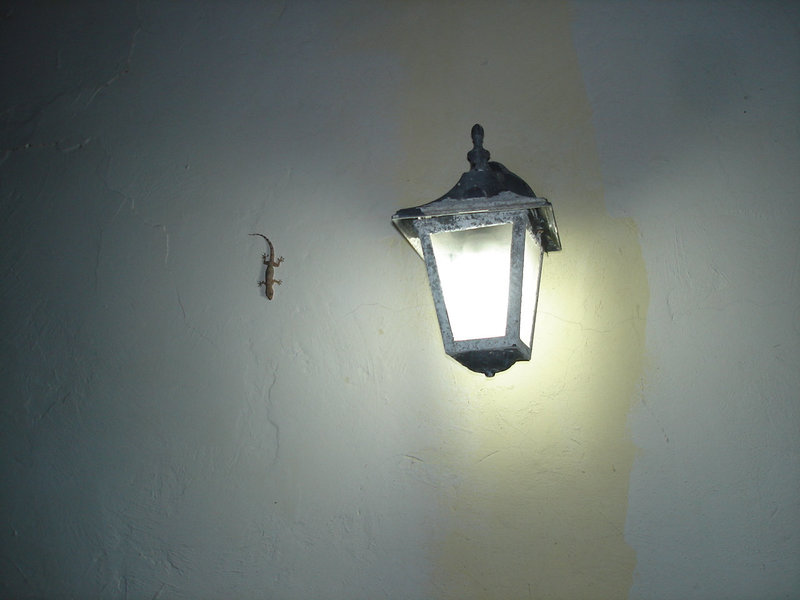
[435,123,538,201]
[392,124,538,209]
[391,124,562,253]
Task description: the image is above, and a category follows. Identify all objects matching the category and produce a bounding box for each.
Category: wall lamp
[392,124,561,377]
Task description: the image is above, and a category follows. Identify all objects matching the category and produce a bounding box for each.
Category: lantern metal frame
[392,124,561,376]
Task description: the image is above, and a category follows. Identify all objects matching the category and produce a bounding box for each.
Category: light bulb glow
[430,223,512,341]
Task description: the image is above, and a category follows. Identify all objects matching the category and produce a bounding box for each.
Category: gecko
[249,233,284,300]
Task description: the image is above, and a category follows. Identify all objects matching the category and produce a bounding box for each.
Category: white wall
[0,1,797,598]
[0,3,435,597]
[572,2,800,597]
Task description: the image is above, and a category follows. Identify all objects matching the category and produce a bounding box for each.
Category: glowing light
[431,224,512,341]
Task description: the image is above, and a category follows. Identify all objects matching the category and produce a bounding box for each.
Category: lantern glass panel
[429,222,513,341]
[520,228,544,347]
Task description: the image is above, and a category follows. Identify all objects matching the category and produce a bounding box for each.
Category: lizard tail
[249,233,273,256]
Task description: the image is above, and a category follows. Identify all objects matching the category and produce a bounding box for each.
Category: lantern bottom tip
[452,348,528,377]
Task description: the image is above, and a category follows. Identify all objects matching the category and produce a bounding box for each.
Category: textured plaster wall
[3,1,795,599]
[0,1,646,598]
[572,2,800,597]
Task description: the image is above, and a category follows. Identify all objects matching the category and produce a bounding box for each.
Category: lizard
[249,233,284,300]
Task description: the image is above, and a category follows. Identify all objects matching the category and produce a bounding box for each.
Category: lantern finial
[468,123,490,171]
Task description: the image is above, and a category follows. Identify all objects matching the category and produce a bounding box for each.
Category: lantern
[392,124,561,376]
